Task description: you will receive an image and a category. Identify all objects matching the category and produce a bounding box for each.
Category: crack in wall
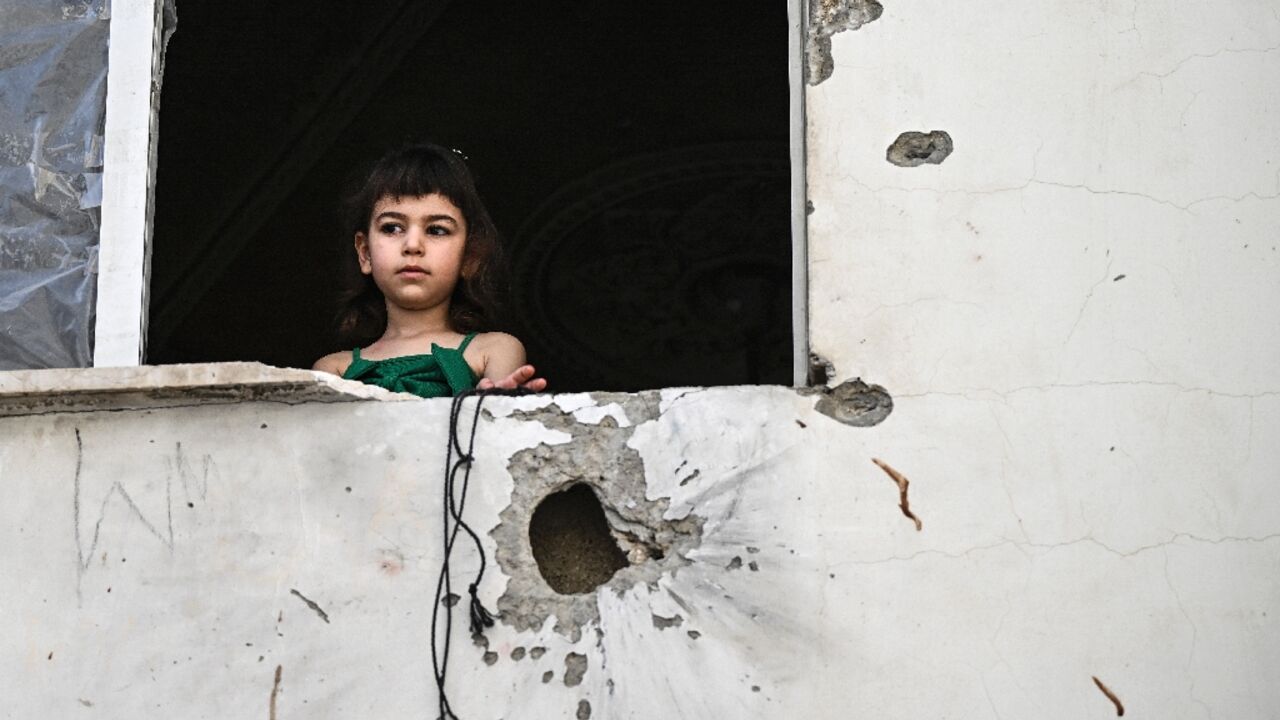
[835,532,1280,567]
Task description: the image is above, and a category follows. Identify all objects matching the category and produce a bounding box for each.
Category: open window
[144,0,804,391]
[4,0,807,390]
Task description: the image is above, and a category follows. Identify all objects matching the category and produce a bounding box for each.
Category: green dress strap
[457,332,478,354]
[340,336,478,398]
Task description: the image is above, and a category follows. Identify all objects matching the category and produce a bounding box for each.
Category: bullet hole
[542,671,554,683]
[511,647,526,661]
[577,699,592,719]
[815,379,894,427]
[887,130,954,167]
[563,653,588,687]
[752,685,761,692]
[530,484,629,595]
[726,556,743,570]
[530,646,546,659]
[496,399,705,640]
[482,651,498,666]
[687,630,701,640]
[748,561,759,572]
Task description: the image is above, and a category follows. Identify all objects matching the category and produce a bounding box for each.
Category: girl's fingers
[479,366,545,393]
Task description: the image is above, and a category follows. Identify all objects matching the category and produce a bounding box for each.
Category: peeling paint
[563,652,588,687]
[806,0,884,85]
[651,613,684,630]
[808,352,836,386]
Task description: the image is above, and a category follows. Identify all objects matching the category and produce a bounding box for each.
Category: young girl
[313,143,547,397]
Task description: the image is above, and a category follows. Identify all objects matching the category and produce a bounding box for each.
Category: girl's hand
[477,364,547,392]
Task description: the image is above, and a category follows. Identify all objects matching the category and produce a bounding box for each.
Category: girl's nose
[403,231,425,254]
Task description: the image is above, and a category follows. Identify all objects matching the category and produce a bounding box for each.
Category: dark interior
[148,0,792,391]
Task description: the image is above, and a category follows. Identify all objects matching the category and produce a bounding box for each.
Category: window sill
[0,362,409,417]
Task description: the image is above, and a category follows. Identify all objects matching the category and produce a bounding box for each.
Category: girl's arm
[472,333,547,392]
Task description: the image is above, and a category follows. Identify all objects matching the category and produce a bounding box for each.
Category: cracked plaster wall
[1,2,1279,717]
[805,0,1280,716]
[2,381,1278,717]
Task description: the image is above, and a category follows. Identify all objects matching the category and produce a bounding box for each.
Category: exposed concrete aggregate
[886,130,954,167]
[806,0,884,84]
[813,379,894,426]
[491,393,704,640]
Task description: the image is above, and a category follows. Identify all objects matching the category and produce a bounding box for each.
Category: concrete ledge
[0,362,408,417]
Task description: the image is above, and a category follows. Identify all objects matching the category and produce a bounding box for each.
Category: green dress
[341,333,478,398]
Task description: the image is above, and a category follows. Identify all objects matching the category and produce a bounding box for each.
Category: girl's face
[355,193,468,312]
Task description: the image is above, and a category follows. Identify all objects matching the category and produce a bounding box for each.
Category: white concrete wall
[806,0,1280,716]
[0,383,944,718]
[2,1,1278,717]
[3,373,1276,718]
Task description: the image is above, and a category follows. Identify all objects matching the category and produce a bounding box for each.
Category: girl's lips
[397,267,427,275]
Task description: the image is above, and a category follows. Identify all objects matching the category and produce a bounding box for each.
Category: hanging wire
[430,388,528,720]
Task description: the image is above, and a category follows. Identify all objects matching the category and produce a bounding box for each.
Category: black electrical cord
[430,387,530,720]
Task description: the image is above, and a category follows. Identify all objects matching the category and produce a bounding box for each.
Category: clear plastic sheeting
[0,1,110,369]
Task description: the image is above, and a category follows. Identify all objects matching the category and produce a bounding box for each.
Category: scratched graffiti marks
[73,430,221,602]
[167,441,219,508]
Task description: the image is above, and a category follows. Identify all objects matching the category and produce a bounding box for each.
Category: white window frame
[786,0,809,386]
[92,0,166,367]
[90,0,812,385]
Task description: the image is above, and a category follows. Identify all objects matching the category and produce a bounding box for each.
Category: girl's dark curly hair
[334,143,506,347]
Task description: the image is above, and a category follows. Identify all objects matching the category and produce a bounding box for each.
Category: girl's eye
[379,223,403,234]
[427,225,450,236]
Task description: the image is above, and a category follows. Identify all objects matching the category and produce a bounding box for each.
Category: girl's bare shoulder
[464,332,527,374]
[312,350,354,376]
[468,331,525,355]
